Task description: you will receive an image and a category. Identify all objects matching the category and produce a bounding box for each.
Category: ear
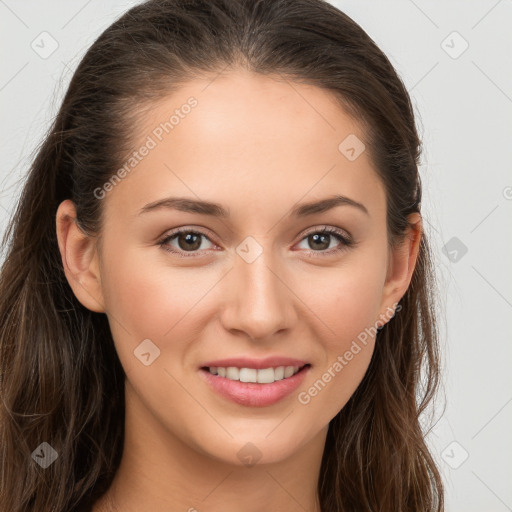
[56,199,105,313]
[376,212,422,327]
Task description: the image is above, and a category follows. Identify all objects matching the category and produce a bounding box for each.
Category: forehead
[104,70,385,221]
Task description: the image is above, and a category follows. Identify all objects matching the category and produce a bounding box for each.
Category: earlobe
[377,213,422,327]
[55,199,106,313]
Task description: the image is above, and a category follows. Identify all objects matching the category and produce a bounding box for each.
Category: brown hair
[0,0,444,510]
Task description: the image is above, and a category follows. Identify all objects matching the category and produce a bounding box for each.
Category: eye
[158,226,354,258]
[159,228,216,257]
[295,226,354,256]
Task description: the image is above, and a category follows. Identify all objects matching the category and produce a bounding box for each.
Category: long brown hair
[0,0,444,510]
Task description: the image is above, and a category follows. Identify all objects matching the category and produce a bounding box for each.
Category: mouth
[198,363,312,407]
[200,364,311,384]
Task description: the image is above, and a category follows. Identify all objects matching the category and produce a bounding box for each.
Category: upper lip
[200,357,310,370]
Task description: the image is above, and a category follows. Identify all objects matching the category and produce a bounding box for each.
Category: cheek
[295,261,384,411]
[99,247,222,359]
[309,262,385,348]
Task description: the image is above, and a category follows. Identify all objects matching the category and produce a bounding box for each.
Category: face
[59,69,416,467]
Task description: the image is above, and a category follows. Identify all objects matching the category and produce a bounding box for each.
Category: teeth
[239,368,256,382]
[208,365,302,383]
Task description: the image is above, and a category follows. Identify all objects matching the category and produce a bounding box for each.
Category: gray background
[1,1,511,510]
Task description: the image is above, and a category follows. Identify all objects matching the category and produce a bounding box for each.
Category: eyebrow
[138,194,369,218]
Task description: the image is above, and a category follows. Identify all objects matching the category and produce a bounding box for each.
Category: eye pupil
[309,233,330,250]
[178,232,202,251]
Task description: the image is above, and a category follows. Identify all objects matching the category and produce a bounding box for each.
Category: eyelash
[158,226,354,259]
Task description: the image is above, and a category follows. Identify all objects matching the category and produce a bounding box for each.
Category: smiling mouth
[200,364,311,384]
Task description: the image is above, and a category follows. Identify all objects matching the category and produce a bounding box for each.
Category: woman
[0,0,444,510]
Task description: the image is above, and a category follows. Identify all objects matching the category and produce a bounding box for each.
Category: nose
[219,246,297,341]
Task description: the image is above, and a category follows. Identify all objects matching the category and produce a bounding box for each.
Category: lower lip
[199,365,311,407]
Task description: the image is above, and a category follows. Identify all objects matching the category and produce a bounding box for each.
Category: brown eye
[296,227,354,256]
[160,229,215,256]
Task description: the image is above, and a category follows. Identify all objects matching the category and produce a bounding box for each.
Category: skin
[56,69,421,512]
